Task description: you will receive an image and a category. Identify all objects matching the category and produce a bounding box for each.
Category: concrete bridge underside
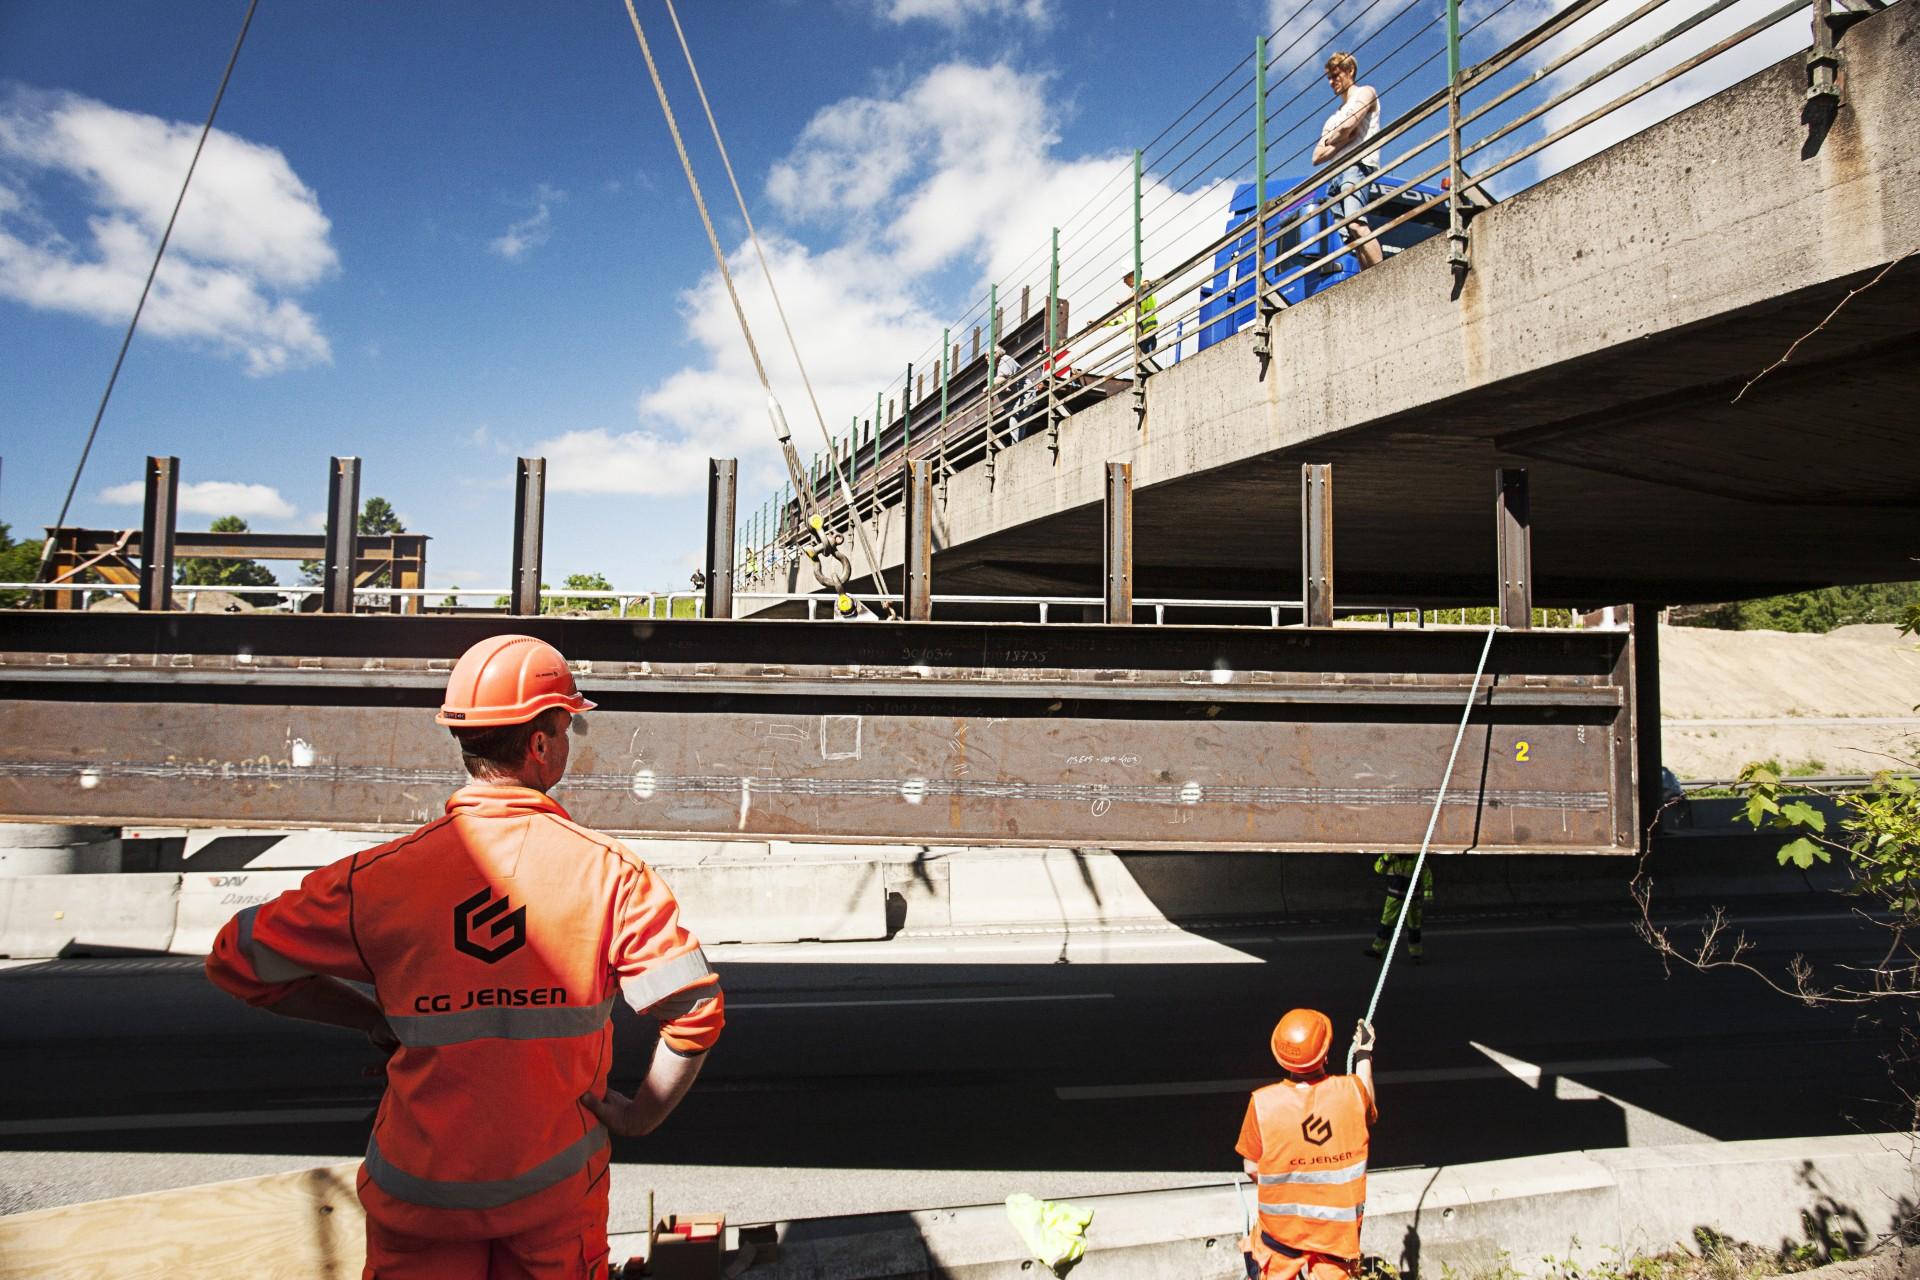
[804,4,1919,611]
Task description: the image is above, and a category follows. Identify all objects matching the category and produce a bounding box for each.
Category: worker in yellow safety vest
[1107,271,1161,372]
[1237,1009,1377,1280]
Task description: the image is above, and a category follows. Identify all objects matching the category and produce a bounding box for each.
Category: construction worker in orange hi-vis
[1237,1010,1378,1280]
[205,634,724,1279]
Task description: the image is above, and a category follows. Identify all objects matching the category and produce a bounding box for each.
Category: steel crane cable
[39,0,262,573]
[620,0,891,614]
[1346,620,1499,1073]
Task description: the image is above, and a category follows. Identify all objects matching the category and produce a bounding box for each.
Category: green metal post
[873,392,882,478]
[1046,226,1060,453]
[1255,35,1268,219]
[903,361,913,457]
[1446,0,1468,274]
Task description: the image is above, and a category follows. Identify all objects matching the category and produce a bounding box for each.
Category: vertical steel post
[1255,35,1268,219]
[905,459,933,621]
[1047,226,1061,455]
[903,361,913,459]
[323,456,361,615]
[1132,149,1147,418]
[509,457,545,617]
[872,393,881,478]
[1300,463,1333,627]
[138,455,179,613]
[704,458,736,619]
[1497,468,1532,629]
[1104,461,1133,624]
[1446,0,1468,276]
[1631,603,1663,848]
[939,326,951,484]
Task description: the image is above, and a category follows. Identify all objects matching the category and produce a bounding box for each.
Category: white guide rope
[1347,621,1499,1073]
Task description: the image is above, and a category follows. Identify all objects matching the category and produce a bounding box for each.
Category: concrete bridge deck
[764,2,1919,610]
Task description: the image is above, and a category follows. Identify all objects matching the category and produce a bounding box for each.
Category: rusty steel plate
[0,613,1637,853]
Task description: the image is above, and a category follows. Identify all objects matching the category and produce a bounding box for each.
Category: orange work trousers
[363,1186,610,1280]
[1245,1248,1358,1280]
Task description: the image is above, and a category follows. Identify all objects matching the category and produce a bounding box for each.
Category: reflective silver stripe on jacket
[1259,1160,1367,1186]
[1257,1201,1362,1222]
[387,995,617,1048]
[364,1125,609,1210]
[619,948,713,1014]
[233,903,311,983]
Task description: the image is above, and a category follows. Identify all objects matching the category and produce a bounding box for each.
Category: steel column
[704,458,736,620]
[1104,461,1133,624]
[903,361,913,457]
[504,457,545,617]
[939,326,951,485]
[1496,468,1533,629]
[1255,35,1268,217]
[1301,463,1333,628]
[1632,602,1663,847]
[322,456,361,615]
[904,460,933,621]
[137,455,179,613]
[1131,149,1146,419]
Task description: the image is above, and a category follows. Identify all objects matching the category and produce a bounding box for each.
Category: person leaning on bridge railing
[1106,271,1161,373]
[204,634,724,1279]
[1313,52,1384,272]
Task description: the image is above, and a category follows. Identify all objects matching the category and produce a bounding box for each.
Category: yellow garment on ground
[1005,1193,1094,1273]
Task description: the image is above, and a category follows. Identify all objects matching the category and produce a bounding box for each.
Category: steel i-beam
[138,456,179,613]
[704,458,736,620]
[904,460,933,621]
[322,457,361,615]
[1497,468,1533,630]
[511,458,547,618]
[1301,463,1334,627]
[1104,462,1133,624]
[0,612,1639,854]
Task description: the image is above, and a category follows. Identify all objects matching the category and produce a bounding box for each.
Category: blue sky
[0,0,1811,594]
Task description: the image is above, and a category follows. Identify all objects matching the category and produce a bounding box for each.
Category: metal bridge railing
[732,0,1843,581]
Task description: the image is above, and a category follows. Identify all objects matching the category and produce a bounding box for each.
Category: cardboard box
[648,1213,725,1279]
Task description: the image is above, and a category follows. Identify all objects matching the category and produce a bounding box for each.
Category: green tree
[0,522,46,608]
[300,497,406,585]
[544,572,614,614]
[1670,580,1920,634]
[177,515,278,590]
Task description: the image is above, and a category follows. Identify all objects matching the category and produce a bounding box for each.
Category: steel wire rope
[1347,620,1498,1072]
[39,0,262,572]
[627,0,894,614]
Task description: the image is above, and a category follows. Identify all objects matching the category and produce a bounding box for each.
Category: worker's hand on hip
[1353,1019,1376,1053]
[580,1087,641,1136]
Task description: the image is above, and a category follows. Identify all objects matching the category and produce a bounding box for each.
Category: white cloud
[873,0,1051,27]
[538,59,1234,498]
[99,479,297,520]
[0,87,336,375]
[489,183,564,260]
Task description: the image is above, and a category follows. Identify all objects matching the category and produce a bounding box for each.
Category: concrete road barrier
[0,873,178,958]
[170,871,308,956]
[664,860,888,943]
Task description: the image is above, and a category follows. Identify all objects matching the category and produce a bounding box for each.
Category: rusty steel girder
[0,613,1638,853]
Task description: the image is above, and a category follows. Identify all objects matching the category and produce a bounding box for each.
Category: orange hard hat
[1271,1008,1333,1073]
[436,634,596,727]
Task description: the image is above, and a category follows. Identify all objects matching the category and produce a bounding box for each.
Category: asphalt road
[0,899,1903,1227]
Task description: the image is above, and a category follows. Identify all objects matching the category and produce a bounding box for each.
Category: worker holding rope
[1237,1011,1378,1280]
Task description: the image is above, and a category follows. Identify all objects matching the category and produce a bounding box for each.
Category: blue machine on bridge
[1197,177,1449,350]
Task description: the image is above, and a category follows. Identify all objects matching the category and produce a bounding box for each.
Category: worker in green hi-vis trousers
[1365,854,1431,963]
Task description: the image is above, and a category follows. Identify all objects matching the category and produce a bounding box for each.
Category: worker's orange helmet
[1271,1008,1333,1073]
[436,635,596,727]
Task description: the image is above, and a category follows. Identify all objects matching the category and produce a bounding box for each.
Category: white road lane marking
[0,1105,372,1136]
[1056,1056,1668,1100]
[732,993,1115,1010]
